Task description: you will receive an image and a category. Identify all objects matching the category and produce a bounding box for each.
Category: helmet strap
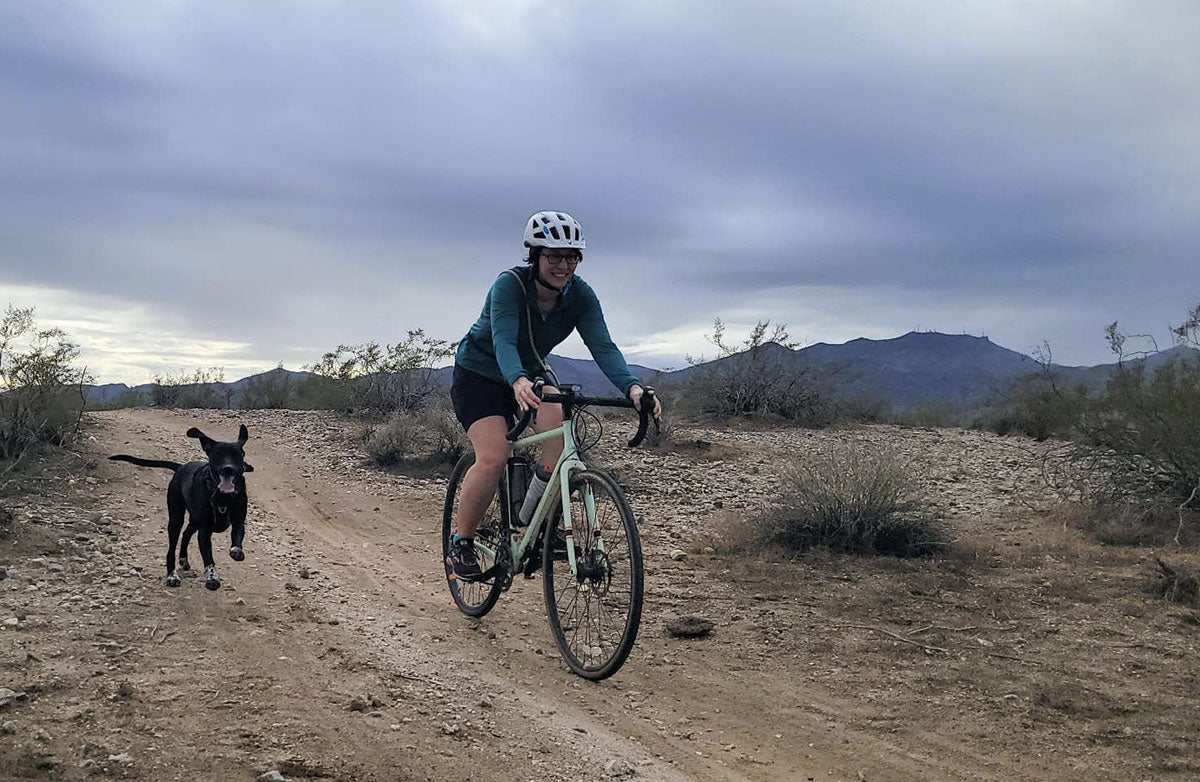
[534,271,565,293]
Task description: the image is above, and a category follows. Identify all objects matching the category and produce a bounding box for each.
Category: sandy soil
[0,408,1197,781]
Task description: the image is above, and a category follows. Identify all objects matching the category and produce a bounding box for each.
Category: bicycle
[442,381,657,680]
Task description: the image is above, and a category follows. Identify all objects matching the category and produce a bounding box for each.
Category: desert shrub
[1032,308,1200,546]
[894,402,968,429]
[306,331,454,417]
[0,305,91,462]
[983,373,1089,440]
[1067,500,1198,547]
[424,403,468,464]
[151,366,228,408]
[1079,357,1200,504]
[291,373,352,411]
[365,413,424,467]
[90,388,147,410]
[241,365,296,409]
[679,318,836,425]
[759,443,945,557]
[642,414,676,451]
[1149,557,1199,607]
[364,400,467,468]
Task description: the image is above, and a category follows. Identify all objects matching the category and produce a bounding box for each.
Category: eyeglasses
[542,252,581,267]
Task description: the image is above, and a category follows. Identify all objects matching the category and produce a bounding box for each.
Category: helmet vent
[548,225,561,240]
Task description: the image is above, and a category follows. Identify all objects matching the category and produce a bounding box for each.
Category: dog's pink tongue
[218,476,236,494]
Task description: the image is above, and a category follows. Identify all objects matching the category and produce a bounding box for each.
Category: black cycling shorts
[450,365,519,432]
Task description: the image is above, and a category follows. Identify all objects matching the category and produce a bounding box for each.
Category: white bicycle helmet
[523,211,586,260]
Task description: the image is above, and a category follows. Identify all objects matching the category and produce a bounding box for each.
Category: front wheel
[443,452,504,617]
[543,469,644,680]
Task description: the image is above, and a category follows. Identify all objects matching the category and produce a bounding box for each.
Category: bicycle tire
[542,469,644,680]
[442,451,504,617]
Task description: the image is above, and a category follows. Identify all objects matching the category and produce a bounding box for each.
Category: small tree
[1067,304,1200,544]
[987,343,1090,441]
[0,305,91,462]
[681,318,833,423]
[151,366,226,409]
[241,364,296,409]
[304,330,455,416]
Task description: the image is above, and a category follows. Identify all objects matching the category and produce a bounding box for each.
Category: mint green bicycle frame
[473,417,594,580]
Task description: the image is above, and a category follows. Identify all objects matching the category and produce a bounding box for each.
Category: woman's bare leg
[456,416,509,538]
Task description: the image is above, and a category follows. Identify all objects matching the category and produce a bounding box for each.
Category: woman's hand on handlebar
[628,384,662,420]
[512,377,542,414]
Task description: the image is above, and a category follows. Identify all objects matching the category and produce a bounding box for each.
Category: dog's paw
[229,546,244,562]
[204,566,221,591]
[166,572,181,588]
[178,558,191,572]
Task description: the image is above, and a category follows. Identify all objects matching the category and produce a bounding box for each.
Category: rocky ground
[0,408,1197,781]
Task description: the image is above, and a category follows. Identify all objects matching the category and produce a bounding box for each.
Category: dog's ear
[237,424,249,446]
[242,461,254,473]
[186,427,215,452]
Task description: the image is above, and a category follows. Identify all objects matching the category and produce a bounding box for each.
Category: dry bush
[241,365,296,409]
[306,331,454,417]
[678,318,838,425]
[424,404,468,465]
[642,414,675,451]
[365,413,424,467]
[1036,309,1200,546]
[364,403,466,469]
[1066,501,1198,548]
[1,305,91,463]
[758,443,945,557]
[1149,557,1199,607]
[151,366,228,409]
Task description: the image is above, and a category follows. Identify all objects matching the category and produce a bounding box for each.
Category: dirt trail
[4,408,1194,780]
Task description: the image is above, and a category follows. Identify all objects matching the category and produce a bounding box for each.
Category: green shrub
[306,331,455,417]
[679,318,836,425]
[1080,356,1200,504]
[0,305,91,462]
[151,366,228,408]
[241,365,296,409]
[365,413,424,467]
[1068,500,1198,548]
[760,443,945,556]
[1150,557,1199,607]
[291,373,352,411]
[364,401,467,468]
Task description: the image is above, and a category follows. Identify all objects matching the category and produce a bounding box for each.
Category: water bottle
[507,456,532,525]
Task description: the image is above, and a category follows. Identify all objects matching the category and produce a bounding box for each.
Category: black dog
[110,425,254,590]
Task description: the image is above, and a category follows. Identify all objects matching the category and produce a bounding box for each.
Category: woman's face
[538,249,581,287]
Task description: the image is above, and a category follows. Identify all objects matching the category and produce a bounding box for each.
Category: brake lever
[505,378,547,441]
[627,387,656,448]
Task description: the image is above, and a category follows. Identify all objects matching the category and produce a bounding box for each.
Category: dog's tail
[109,455,182,471]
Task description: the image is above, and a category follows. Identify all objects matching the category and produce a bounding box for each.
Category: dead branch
[1175,480,1199,546]
[835,623,948,653]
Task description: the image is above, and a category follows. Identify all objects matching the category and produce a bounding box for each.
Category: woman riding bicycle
[447,210,662,581]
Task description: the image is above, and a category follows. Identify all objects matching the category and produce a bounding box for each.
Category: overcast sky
[2,1,1197,383]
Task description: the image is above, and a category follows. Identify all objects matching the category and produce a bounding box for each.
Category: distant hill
[83,358,656,407]
[658,332,1200,412]
[82,336,1199,412]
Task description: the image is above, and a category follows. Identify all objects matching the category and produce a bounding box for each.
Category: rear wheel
[442,452,505,617]
[543,469,643,680]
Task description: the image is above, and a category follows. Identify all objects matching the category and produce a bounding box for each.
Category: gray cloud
[2,1,1198,381]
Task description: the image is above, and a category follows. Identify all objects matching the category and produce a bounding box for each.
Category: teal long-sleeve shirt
[455,266,640,396]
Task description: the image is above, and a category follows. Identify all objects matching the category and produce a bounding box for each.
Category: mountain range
[83,332,1199,412]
